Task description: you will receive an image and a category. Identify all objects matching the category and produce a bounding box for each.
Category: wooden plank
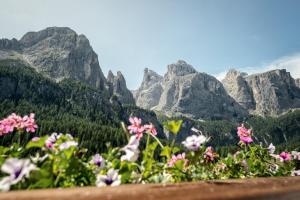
[1,177,300,200]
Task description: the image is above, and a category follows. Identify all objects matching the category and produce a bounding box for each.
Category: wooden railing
[1,176,300,200]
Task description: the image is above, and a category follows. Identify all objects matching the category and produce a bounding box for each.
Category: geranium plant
[0,113,299,192]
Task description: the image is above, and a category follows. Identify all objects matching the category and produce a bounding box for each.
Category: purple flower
[91,154,105,168]
[96,169,121,187]
[0,158,37,191]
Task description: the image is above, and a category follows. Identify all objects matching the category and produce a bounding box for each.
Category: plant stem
[147,132,164,149]
[146,132,150,148]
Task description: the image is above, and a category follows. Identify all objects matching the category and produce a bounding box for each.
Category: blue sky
[1,0,300,89]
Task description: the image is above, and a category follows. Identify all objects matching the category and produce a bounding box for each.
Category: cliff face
[222,69,300,116]
[222,69,255,110]
[107,70,135,105]
[1,27,107,90]
[134,68,163,110]
[296,78,300,88]
[135,60,248,120]
[0,27,136,106]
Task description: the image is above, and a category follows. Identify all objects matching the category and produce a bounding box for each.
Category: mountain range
[0,27,300,149]
[1,27,300,120]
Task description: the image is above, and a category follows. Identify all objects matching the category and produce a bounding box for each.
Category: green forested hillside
[0,59,162,154]
[0,59,299,154]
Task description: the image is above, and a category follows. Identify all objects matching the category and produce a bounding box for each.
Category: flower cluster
[237,123,253,144]
[203,146,218,162]
[128,117,157,140]
[0,114,299,192]
[267,144,295,162]
[44,133,77,151]
[0,113,37,136]
[168,153,188,167]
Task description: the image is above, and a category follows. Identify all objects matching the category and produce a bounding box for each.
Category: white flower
[267,143,276,154]
[182,135,208,151]
[269,163,279,173]
[291,170,300,176]
[0,177,11,192]
[90,154,105,168]
[96,169,121,187]
[121,136,140,162]
[291,151,300,160]
[59,141,78,150]
[0,158,37,191]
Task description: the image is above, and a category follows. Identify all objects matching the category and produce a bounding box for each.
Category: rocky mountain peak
[0,27,107,91]
[136,61,248,120]
[223,68,300,116]
[166,60,197,78]
[222,69,255,110]
[107,70,135,105]
[19,27,77,48]
[134,68,163,110]
[107,70,115,82]
[142,68,163,88]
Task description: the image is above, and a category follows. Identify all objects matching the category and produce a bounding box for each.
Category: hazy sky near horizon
[1,0,300,89]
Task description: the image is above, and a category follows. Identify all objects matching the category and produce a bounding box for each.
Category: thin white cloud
[215,53,300,81]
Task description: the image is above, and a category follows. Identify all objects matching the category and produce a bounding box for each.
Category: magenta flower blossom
[279,152,291,161]
[237,123,253,144]
[168,153,188,167]
[144,123,157,136]
[128,117,145,139]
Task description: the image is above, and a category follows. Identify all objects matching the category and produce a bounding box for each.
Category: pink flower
[279,152,291,161]
[128,117,145,140]
[237,124,253,144]
[204,146,218,162]
[144,123,157,136]
[0,113,38,136]
[168,153,188,167]
[23,113,38,133]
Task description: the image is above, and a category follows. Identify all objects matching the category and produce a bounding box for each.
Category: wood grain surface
[1,176,300,200]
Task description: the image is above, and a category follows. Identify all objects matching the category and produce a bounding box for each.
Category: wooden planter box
[1,177,300,200]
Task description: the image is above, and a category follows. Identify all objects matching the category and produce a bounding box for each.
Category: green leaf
[160,146,172,158]
[163,120,183,135]
[174,160,185,171]
[26,136,48,149]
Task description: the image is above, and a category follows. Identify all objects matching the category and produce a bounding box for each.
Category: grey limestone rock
[136,60,248,120]
[222,69,300,116]
[107,70,135,105]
